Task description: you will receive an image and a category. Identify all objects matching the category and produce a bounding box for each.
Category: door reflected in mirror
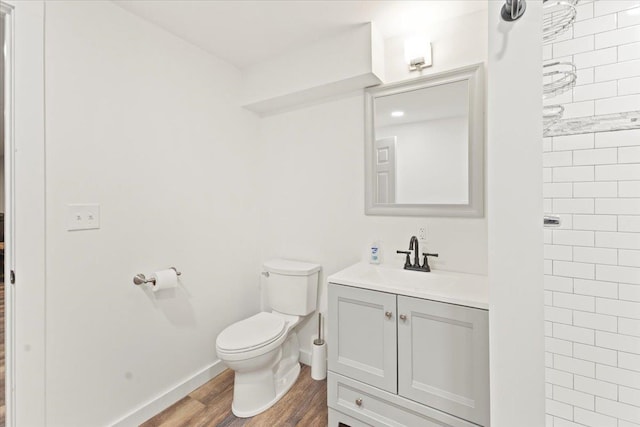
[365,64,484,217]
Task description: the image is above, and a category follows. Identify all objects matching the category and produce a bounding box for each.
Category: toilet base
[231,362,301,418]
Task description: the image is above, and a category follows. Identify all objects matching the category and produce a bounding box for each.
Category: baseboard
[300,347,312,366]
[110,360,226,427]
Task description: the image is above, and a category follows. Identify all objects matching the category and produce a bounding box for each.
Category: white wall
[487,1,545,426]
[258,7,488,366]
[44,2,260,425]
[543,1,640,426]
[377,117,469,204]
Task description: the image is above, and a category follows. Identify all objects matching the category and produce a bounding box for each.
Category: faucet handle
[421,253,439,272]
[396,250,412,268]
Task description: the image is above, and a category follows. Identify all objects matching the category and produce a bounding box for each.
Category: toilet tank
[263,259,321,316]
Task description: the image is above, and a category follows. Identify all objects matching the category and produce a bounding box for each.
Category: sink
[327,262,488,309]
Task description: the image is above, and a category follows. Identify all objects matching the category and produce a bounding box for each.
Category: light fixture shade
[404,36,432,71]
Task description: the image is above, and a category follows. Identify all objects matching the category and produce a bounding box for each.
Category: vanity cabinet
[328,283,489,427]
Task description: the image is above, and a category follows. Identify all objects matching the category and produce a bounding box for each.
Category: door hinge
[10,270,15,284]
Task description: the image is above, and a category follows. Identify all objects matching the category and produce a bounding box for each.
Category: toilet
[215,259,321,418]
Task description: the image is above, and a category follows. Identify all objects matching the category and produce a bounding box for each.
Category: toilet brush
[314,313,324,346]
[311,313,327,380]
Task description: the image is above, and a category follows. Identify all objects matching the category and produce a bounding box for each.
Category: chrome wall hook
[133,267,181,286]
[501,0,526,22]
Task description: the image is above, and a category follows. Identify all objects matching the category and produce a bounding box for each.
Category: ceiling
[113,1,487,69]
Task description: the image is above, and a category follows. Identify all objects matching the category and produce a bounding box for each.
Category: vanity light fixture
[391,111,405,117]
[404,36,432,71]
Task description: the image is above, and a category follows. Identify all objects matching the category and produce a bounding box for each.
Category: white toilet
[215,259,321,418]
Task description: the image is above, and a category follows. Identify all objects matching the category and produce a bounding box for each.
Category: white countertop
[327,262,489,310]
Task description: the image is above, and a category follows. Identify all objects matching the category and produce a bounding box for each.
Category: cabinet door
[397,296,490,426]
[328,284,397,393]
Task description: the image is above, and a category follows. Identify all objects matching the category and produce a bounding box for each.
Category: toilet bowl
[215,259,321,418]
[216,311,302,417]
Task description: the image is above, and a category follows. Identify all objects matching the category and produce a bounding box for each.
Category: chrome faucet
[396,235,439,272]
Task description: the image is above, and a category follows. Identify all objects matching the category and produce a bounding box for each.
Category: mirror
[365,63,484,217]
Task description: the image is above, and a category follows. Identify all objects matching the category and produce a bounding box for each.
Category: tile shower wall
[544,1,640,426]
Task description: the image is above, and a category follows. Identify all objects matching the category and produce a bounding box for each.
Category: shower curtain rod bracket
[501,0,526,22]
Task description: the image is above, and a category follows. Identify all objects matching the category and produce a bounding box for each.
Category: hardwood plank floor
[142,365,327,427]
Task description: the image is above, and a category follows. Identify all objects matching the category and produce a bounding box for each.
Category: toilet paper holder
[133,267,181,286]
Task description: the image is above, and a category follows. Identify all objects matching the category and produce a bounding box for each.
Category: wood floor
[142,365,327,427]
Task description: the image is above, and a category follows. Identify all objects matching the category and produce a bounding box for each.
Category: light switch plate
[67,204,100,231]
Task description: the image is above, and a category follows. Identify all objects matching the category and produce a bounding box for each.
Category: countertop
[327,262,489,310]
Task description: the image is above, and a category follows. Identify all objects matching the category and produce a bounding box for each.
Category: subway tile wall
[544,1,640,426]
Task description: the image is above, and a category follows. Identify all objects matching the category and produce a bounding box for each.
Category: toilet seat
[217,312,286,354]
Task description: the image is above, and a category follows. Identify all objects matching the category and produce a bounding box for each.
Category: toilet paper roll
[311,341,327,380]
[150,268,179,292]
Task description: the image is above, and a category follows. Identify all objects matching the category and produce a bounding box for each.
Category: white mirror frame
[365,63,484,217]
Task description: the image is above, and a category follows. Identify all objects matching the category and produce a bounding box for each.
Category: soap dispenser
[370,241,381,264]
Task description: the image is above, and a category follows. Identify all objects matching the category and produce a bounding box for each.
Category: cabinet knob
[355,398,363,407]
[400,314,407,321]
[385,311,392,319]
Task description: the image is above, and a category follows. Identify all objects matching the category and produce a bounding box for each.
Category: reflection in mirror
[364,63,484,217]
[374,81,469,205]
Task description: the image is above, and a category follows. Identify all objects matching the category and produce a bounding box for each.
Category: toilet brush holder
[311,340,327,380]
[311,312,327,380]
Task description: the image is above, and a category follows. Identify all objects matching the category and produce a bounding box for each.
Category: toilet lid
[217,312,286,352]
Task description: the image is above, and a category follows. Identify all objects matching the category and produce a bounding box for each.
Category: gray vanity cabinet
[397,295,489,427]
[328,283,490,427]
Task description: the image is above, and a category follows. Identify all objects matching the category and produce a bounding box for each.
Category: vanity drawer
[328,373,478,427]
